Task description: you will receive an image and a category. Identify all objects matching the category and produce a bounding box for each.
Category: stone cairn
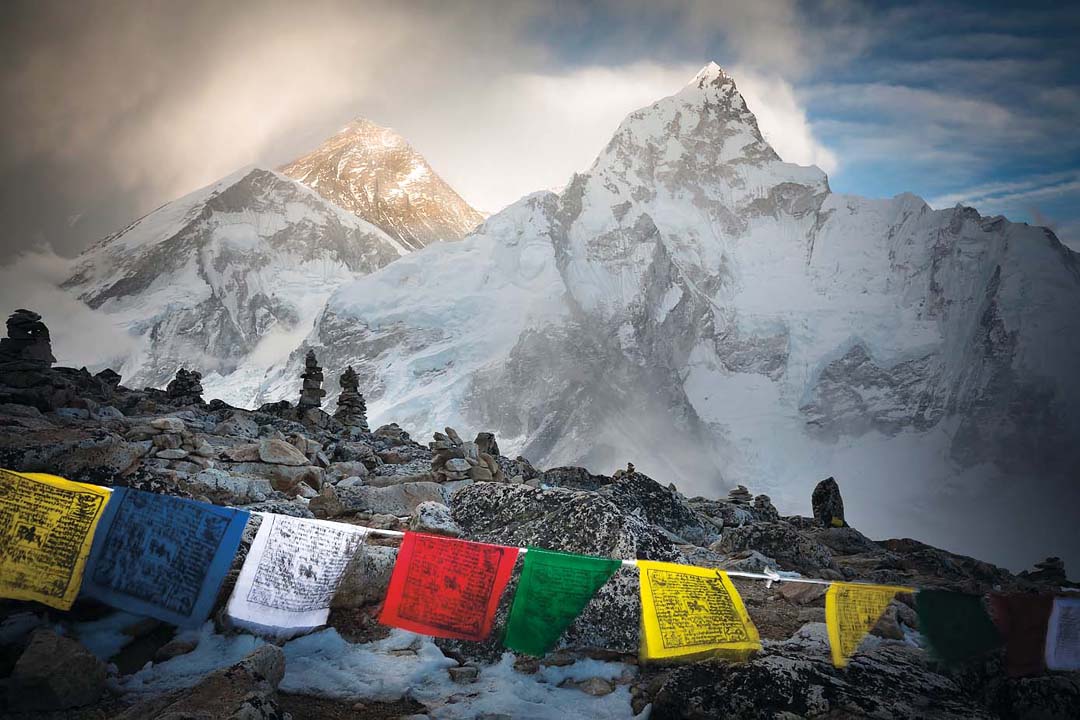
[0,309,55,371]
[165,368,204,405]
[333,366,369,431]
[297,350,325,411]
[430,426,505,483]
[811,476,846,528]
[727,484,753,505]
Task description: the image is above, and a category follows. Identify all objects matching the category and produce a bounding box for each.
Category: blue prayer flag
[81,488,249,628]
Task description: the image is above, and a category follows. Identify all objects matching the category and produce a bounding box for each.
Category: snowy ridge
[62,168,407,390]
[247,64,1080,569]
[281,118,485,250]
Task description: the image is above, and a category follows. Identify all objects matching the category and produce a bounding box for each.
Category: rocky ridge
[253,63,1080,572]
[281,118,485,250]
[0,312,1075,718]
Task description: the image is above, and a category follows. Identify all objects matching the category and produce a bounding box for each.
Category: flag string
[255,513,903,589]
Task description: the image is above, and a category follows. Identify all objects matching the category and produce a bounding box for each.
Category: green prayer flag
[916,589,1002,664]
[504,548,621,657]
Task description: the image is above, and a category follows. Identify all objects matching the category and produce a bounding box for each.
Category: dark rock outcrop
[811,476,846,528]
[1,628,106,712]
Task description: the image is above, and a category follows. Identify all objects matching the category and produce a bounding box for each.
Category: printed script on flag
[0,469,109,610]
[504,547,620,656]
[638,560,760,661]
[227,514,367,634]
[826,582,911,667]
[379,532,519,641]
[1045,596,1080,671]
[82,487,249,628]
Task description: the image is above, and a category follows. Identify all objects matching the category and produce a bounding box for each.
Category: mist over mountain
[243,64,1080,570]
[45,64,1080,571]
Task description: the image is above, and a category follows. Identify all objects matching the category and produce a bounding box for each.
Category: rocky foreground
[0,312,1077,719]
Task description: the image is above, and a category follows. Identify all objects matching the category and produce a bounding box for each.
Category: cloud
[401,62,837,213]
[927,171,1080,209]
[0,0,848,257]
[0,248,136,369]
[728,66,838,174]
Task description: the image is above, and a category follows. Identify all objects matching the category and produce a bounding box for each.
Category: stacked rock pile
[297,350,325,411]
[165,368,204,406]
[430,426,505,483]
[125,416,217,468]
[728,484,753,504]
[333,366,369,431]
[0,309,55,370]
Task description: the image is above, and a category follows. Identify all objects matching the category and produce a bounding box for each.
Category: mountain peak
[687,61,730,90]
[337,117,407,148]
[281,117,484,250]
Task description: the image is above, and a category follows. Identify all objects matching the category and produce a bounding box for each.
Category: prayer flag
[915,589,1001,664]
[1045,595,1080,671]
[504,548,621,656]
[638,560,760,661]
[227,514,367,636]
[825,582,912,667]
[379,532,519,641]
[989,592,1053,677]
[81,488,249,628]
[0,468,110,610]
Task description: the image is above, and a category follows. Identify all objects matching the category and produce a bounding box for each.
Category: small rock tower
[298,350,326,411]
[0,309,56,370]
[166,368,204,405]
[333,365,369,431]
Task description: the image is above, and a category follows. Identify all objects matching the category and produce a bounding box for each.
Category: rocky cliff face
[281,118,485,250]
[61,168,409,397]
[252,64,1080,570]
[0,334,1074,718]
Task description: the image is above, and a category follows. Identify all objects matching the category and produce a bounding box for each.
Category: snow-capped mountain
[251,63,1080,569]
[281,118,484,250]
[61,167,410,394]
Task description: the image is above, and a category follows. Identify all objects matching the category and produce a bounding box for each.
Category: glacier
[245,63,1080,570]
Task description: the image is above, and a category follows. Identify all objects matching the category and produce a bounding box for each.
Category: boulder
[332,544,398,608]
[223,442,261,462]
[811,476,846,528]
[408,501,462,537]
[326,461,369,482]
[227,462,323,494]
[598,470,716,545]
[150,416,186,433]
[309,485,347,519]
[374,422,411,445]
[337,481,445,516]
[179,468,272,505]
[15,435,146,484]
[258,437,309,466]
[714,522,835,575]
[114,645,285,720]
[541,466,610,492]
[3,628,106,711]
[214,412,259,438]
[649,623,990,719]
[334,440,377,463]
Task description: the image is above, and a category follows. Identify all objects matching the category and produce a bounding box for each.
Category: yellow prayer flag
[0,469,111,609]
[825,582,914,667]
[638,560,761,661]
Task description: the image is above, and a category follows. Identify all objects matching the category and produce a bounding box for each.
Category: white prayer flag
[1045,595,1080,671]
[226,513,367,636]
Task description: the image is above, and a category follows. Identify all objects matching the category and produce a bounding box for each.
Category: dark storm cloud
[0,0,548,257]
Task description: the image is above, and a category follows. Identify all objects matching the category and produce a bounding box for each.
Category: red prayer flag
[989,592,1054,677]
[379,532,519,641]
